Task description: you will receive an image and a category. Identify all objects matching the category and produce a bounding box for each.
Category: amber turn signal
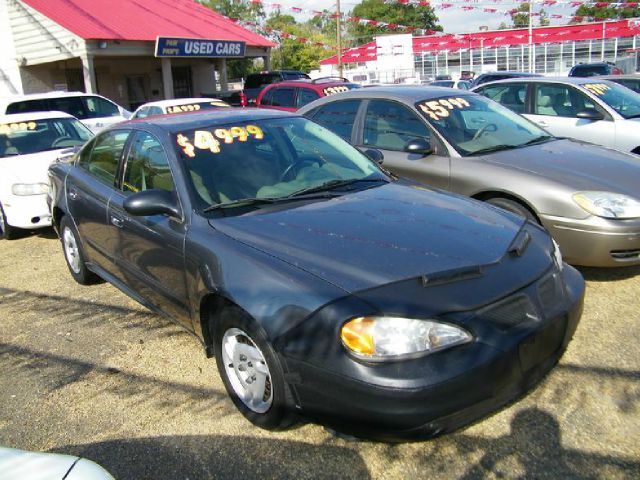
[341,317,376,355]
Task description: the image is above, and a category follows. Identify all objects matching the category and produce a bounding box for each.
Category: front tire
[213,306,296,430]
[0,203,18,240]
[59,216,98,285]
[486,197,538,223]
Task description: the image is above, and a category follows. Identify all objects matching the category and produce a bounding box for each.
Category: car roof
[128,107,298,131]
[0,91,101,103]
[472,76,619,88]
[0,111,75,123]
[135,98,224,109]
[299,85,475,104]
[476,71,539,77]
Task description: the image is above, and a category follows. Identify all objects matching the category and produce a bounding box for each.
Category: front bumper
[540,213,640,267]
[282,265,584,441]
[2,194,52,229]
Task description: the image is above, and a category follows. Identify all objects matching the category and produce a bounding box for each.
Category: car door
[356,99,450,190]
[109,130,191,326]
[69,129,131,274]
[525,82,615,147]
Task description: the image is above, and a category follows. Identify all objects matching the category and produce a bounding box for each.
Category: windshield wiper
[203,197,281,212]
[286,177,388,198]
[519,135,555,147]
[470,144,519,155]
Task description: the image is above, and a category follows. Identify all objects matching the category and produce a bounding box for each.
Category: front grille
[480,294,538,331]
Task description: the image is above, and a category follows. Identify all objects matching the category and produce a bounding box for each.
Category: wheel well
[632,146,640,155]
[199,293,235,358]
[52,207,65,231]
[471,191,540,223]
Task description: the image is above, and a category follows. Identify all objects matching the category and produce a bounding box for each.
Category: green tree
[266,12,333,72]
[509,4,551,28]
[573,1,640,22]
[199,1,267,79]
[348,0,441,44]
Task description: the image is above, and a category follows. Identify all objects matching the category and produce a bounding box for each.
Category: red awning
[21,0,274,47]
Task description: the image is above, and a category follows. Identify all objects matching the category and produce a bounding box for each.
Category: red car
[256,78,361,112]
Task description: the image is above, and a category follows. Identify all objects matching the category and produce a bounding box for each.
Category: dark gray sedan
[299,86,640,267]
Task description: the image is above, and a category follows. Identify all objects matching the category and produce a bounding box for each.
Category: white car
[472,77,640,155]
[131,97,230,119]
[0,91,130,133]
[0,112,93,239]
[0,446,114,480]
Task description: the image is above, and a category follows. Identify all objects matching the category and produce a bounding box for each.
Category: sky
[259,0,580,36]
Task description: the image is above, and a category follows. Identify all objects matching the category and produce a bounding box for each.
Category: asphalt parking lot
[0,230,639,479]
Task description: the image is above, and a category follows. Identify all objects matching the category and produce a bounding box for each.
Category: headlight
[573,191,640,219]
[340,316,472,361]
[11,183,49,196]
[552,239,564,270]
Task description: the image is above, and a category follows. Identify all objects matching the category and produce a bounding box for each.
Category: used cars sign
[155,37,246,58]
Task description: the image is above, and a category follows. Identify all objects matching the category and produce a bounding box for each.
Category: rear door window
[478,83,527,113]
[260,88,274,106]
[308,100,361,141]
[297,88,320,108]
[6,99,49,114]
[48,97,89,119]
[83,96,120,118]
[79,130,130,187]
[270,88,296,108]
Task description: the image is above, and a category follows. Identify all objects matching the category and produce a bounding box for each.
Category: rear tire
[0,203,18,240]
[486,197,538,223]
[59,216,99,285]
[213,306,296,430]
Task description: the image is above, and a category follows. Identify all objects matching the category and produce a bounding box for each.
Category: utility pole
[528,0,534,73]
[336,0,343,78]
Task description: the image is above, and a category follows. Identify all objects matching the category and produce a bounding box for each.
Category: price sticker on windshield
[176,125,264,157]
[582,83,610,96]
[167,104,202,114]
[323,86,350,96]
[417,97,471,121]
[0,121,37,135]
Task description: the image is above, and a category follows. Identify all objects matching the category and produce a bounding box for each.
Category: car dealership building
[0,0,273,109]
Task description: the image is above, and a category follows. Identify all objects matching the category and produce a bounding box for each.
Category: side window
[271,88,296,108]
[535,84,582,117]
[79,130,130,187]
[6,99,48,114]
[49,97,89,119]
[482,83,527,113]
[122,132,174,194]
[133,107,149,119]
[261,88,274,106]
[297,88,320,108]
[363,100,430,151]
[83,96,120,118]
[149,106,163,116]
[310,100,360,141]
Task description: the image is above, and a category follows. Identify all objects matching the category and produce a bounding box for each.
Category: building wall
[0,0,23,95]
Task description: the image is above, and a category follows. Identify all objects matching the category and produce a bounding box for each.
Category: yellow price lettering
[214,128,234,144]
[194,130,221,153]
[230,126,248,142]
[176,133,195,158]
[246,125,264,139]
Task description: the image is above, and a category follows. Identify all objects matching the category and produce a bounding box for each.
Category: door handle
[110,216,123,228]
[68,189,78,200]
[536,120,548,127]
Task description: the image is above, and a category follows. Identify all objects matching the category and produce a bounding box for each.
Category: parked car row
[2,72,640,441]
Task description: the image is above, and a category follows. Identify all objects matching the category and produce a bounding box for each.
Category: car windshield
[173,117,387,210]
[415,95,552,156]
[164,100,230,114]
[580,82,640,119]
[0,118,93,158]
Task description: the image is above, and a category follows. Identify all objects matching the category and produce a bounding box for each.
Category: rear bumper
[284,266,584,441]
[540,214,640,267]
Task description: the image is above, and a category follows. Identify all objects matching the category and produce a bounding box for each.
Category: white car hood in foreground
[0,447,114,480]
[0,149,67,186]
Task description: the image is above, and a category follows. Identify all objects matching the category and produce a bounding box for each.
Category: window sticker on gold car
[582,83,610,96]
[0,121,37,134]
[176,125,264,157]
[167,104,202,114]
[323,86,350,96]
[417,97,471,121]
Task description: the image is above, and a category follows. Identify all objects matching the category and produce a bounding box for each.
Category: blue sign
[155,37,246,58]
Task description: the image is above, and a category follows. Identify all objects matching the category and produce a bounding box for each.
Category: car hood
[478,139,640,195]
[0,149,66,184]
[211,182,528,292]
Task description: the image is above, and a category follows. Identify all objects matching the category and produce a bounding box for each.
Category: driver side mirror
[404,138,434,156]
[575,109,604,121]
[123,189,180,218]
[363,148,384,165]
